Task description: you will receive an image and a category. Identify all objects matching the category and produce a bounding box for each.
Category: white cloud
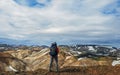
[0,0,119,45]
[8,34,25,39]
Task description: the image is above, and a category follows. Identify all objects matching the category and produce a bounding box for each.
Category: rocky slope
[0,47,115,72]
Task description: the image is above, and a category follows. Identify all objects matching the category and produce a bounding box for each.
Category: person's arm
[57,47,59,53]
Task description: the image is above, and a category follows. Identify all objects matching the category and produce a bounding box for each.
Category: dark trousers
[49,55,58,71]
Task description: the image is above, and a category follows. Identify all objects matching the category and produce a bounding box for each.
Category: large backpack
[50,46,57,56]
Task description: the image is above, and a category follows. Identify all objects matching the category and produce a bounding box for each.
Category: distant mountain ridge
[0,38,120,47]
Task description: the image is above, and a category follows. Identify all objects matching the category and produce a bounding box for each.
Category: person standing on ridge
[49,42,59,72]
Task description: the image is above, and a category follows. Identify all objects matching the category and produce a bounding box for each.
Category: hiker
[49,42,59,72]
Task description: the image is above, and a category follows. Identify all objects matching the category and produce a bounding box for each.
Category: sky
[0,0,120,47]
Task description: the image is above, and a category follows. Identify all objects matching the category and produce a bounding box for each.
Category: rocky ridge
[0,46,116,72]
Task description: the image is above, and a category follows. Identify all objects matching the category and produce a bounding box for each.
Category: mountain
[0,45,118,72]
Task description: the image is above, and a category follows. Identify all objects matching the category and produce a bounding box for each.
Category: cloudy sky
[0,0,120,46]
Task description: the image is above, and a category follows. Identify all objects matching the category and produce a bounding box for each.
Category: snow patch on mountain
[112,60,120,66]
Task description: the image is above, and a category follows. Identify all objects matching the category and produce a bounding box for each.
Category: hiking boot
[49,69,52,72]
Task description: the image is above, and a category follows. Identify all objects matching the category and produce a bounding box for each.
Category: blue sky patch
[102,8,117,15]
[101,0,120,17]
[14,0,51,8]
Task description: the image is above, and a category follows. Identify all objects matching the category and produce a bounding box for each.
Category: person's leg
[54,55,59,72]
[49,56,53,71]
